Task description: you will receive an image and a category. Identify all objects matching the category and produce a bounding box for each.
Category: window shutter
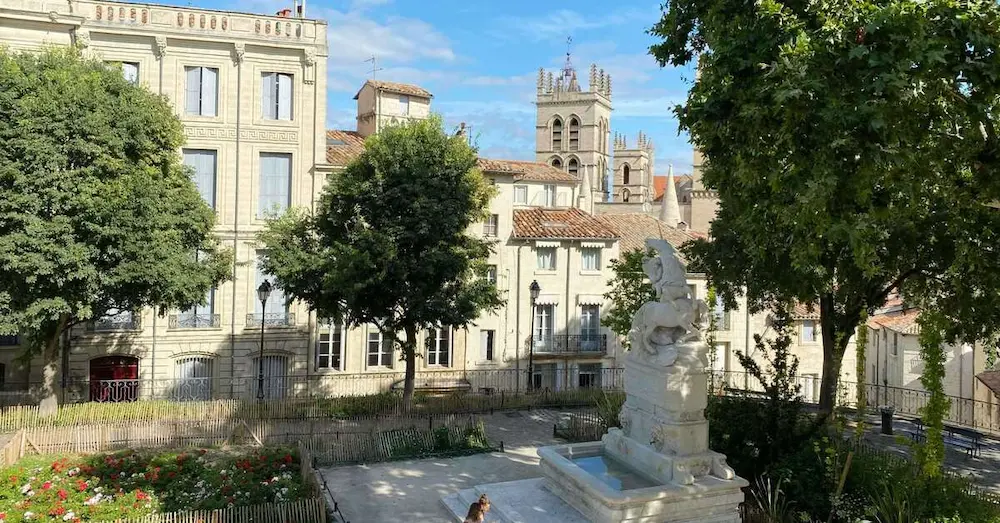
[123,62,139,84]
[201,68,217,116]
[277,74,293,120]
[275,154,291,212]
[261,73,275,119]
[185,68,201,114]
[199,152,215,208]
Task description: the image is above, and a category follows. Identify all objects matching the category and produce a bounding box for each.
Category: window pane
[185,67,201,114]
[399,95,409,115]
[261,73,276,119]
[201,67,218,117]
[123,62,139,84]
[537,248,555,270]
[514,186,527,204]
[481,330,494,361]
[277,73,293,120]
[259,153,291,216]
[183,149,216,209]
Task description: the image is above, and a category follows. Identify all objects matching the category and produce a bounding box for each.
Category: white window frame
[261,72,294,121]
[483,214,499,237]
[426,327,451,367]
[174,357,213,401]
[317,321,345,371]
[184,66,218,117]
[513,185,528,204]
[122,62,139,84]
[183,149,217,209]
[801,320,816,343]
[534,304,554,348]
[258,153,292,218]
[367,330,392,368]
[543,185,556,207]
[485,265,498,285]
[537,247,556,271]
[581,248,601,271]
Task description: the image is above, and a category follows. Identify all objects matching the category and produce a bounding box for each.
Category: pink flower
[41,482,52,490]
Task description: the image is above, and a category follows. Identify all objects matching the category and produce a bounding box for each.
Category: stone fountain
[443,239,747,522]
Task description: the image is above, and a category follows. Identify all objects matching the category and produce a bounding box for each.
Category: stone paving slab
[441,478,588,523]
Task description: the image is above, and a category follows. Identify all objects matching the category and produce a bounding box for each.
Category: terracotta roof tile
[869,308,921,335]
[652,174,692,201]
[478,158,578,183]
[512,207,618,240]
[353,79,433,100]
[595,213,697,256]
[791,302,820,320]
[325,130,366,166]
[976,370,1000,398]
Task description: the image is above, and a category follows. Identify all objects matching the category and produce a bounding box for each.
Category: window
[255,251,288,322]
[426,328,450,366]
[581,248,601,271]
[533,363,555,390]
[183,149,217,209]
[261,72,293,120]
[367,330,392,367]
[122,62,139,84]
[252,355,288,399]
[622,189,630,202]
[184,66,218,117]
[578,364,599,388]
[568,158,579,177]
[0,334,18,346]
[174,357,212,401]
[687,284,697,300]
[713,295,730,330]
[399,95,409,115]
[569,118,579,151]
[483,214,498,237]
[513,185,528,204]
[543,185,556,207]
[317,322,344,370]
[552,117,563,150]
[623,164,631,185]
[480,330,495,361]
[534,304,554,347]
[536,247,556,270]
[580,305,600,350]
[176,288,216,328]
[258,153,292,217]
[551,157,562,169]
[802,320,816,342]
[485,265,497,285]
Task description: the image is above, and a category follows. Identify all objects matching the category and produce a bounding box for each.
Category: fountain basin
[538,441,746,523]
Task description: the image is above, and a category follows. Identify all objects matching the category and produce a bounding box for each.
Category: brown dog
[464,494,491,522]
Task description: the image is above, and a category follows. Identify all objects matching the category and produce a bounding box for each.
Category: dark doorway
[89,356,139,402]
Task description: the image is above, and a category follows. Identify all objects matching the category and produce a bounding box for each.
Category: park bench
[906,419,984,458]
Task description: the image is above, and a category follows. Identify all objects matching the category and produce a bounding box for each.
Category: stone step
[440,479,587,523]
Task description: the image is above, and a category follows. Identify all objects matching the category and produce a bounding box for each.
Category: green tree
[651,0,1000,413]
[258,116,503,406]
[0,47,231,412]
[603,248,656,350]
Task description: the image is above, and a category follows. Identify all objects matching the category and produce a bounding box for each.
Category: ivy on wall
[915,310,949,477]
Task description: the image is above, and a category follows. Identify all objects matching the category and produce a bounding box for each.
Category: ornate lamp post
[528,280,540,392]
[256,280,272,402]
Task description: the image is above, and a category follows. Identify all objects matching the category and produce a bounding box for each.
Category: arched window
[622,189,630,203]
[569,118,580,151]
[551,117,563,151]
[568,158,579,177]
[551,157,562,169]
[623,164,631,185]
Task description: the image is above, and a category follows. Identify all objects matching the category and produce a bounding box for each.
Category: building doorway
[89,356,139,402]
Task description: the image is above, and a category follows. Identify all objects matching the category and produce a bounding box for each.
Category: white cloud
[319,8,456,66]
[496,7,656,42]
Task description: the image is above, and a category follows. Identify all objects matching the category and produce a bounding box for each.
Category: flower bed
[0,446,309,522]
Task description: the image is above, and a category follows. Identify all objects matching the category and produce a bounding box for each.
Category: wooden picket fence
[107,498,328,522]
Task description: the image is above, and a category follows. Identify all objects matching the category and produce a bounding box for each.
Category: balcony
[0,335,19,346]
[169,313,221,329]
[88,314,141,332]
[246,312,296,328]
[531,334,607,356]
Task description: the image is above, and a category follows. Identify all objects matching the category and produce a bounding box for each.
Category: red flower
[49,504,66,516]
[8,475,17,484]
[58,489,68,501]
[136,489,148,501]
[110,473,118,481]
[41,481,52,490]
[76,480,87,492]
[283,454,293,464]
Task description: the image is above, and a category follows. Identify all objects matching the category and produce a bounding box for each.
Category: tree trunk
[38,315,69,416]
[818,294,850,414]
[401,324,418,409]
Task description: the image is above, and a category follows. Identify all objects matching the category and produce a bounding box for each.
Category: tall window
[253,355,288,399]
[485,265,498,285]
[317,322,344,370]
[480,330,495,361]
[261,72,293,120]
[534,304,554,347]
[367,330,392,367]
[255,252,288,321]
[802,320,816,342]
[184,66,218,117]
[551,157,562,169]
[174,357,212,401]
[622,189,630,203]
[176,288,216,328]
[713,295,730,330]
[537,247,556,270]
[580,304,600,342]
[568,118,580,151]
[122,62,139,84]
[426,328,450,367]
[513,185,528,204]
[578,364,599,388]
[567,158,579,177]
[552,117,563,150]
[399,95,409,115]
[623,164,631,185]
[183,149,217,209]
[543,185,556,207]
[258,153,292,217]
[483,214,498,237]
[581,248,601,271]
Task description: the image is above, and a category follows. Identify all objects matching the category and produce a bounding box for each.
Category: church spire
[660,164,682,227]
[560,36,575,88]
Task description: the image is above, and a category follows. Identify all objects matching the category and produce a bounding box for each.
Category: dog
[464,494,491,522]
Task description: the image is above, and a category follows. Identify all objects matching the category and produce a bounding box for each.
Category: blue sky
[182,0,696,173]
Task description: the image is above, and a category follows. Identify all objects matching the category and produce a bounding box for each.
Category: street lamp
[528,280,540,392]
[256,280,272,402]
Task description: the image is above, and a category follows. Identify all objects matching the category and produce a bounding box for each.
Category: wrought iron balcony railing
[0,335,19,346]
[88,315,141,332]
[531,334,607,355]
[246,312,296,328]
[169,313,221,329]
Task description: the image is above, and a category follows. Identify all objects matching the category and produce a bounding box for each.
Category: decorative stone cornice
[233,42,245,65]
[154,36,167,58]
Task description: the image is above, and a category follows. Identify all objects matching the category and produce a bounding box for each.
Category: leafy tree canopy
[259,115,503,405]
[652,0,1000,411]
[0,47,231,409]
[603,248,656,349]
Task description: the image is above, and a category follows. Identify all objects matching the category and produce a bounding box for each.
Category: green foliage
[915,310,950,477]
[749,474,794,523]
[258,116,503,404]
[653,0,1000,413]
[603,248,656,349]
[0,47,230,405]
[855,311,869,440]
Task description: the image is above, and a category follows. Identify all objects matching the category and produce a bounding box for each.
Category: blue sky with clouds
[171,0,697,172]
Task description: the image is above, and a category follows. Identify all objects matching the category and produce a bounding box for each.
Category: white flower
[67,468,80,477]
[23,511,34,520]
[19,483,31,494]
[84,493,103,505]
[63,512,75,521]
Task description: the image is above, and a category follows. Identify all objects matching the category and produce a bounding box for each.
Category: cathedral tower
[535,56,612,203]
[611,131,655,203]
